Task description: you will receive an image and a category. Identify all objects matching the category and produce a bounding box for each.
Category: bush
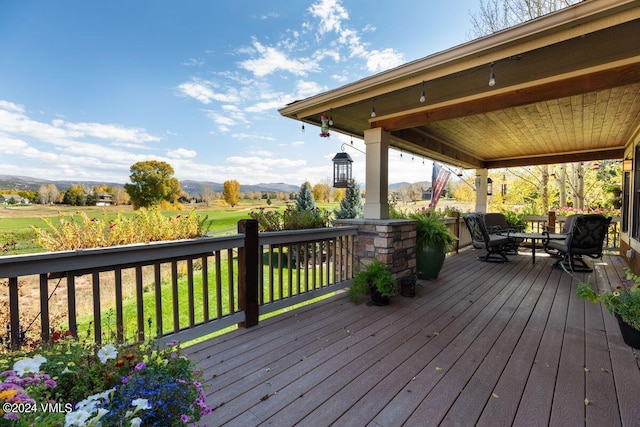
[33,209,209,251]
[249,207,331,232]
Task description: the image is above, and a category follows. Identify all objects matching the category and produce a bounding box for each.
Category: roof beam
[486,148,625,169]
[371,62,640,131]
[391,129,485,169]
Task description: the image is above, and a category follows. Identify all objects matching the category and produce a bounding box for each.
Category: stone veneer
[334,218,416,280]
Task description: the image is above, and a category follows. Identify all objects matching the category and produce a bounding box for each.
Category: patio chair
[464,213,516,262]
[483,213,520,254]
[543,214,612,272]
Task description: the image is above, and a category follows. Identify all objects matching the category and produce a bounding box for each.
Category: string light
[488,63,496,87]
[370,99,376,118]
[301,123,305,133]
[419,81,426,103]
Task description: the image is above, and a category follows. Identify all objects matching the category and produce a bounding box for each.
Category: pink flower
[181,414,189,423]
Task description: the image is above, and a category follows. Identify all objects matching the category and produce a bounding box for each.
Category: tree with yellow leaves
[223,180,241,207]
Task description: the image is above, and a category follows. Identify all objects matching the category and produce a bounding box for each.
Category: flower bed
[0,337,211,426]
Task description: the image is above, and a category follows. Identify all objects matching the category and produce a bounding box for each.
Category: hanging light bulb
[419,81,426,103]
[488,64,496,87]
[328,110,333,126]
[301,123,305,133]
[370,100,376,118]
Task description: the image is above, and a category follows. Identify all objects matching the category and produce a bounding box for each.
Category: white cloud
[0,100,24,113]
[226,156,306,168]
[239,39,318,77]
[183,58,204,66]
[167,148,197,159]
[177,79,241,104]
[308,0,349,35]
[54,120,161,144]
[366,48,405,73]
[232,133,276,141]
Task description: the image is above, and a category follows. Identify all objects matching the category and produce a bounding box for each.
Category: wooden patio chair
[543,214,612,272]
[464,213,516,262]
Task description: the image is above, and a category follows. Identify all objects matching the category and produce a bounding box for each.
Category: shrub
[33,209,209,251]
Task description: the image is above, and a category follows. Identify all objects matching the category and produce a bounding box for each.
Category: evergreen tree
[295,182,316,211]
[334,181,363,219]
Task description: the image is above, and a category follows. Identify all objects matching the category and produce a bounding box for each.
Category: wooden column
[363,128,390,219]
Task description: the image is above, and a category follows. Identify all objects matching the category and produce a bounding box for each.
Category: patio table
[499,231,563,264]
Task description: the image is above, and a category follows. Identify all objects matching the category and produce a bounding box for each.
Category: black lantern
[332,152,353,188]
[487,177,493,196]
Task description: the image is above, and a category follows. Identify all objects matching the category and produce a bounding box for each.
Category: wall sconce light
[487,177,493,195]
[332,151,353,188]
[624,159,633,171]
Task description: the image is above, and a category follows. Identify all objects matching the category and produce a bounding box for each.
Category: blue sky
[0,0,481,187]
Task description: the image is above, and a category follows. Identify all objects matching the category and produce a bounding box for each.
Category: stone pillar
[335,218,416,280]
[363,128,389,219]
[474,168,489,213]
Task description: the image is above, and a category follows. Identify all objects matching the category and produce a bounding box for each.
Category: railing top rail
[259,225,359,246]
[0,234,245,278]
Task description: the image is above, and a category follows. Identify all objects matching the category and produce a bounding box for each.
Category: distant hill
[0,175,301,195]
[0,175,428,196]
[181,180,300,195]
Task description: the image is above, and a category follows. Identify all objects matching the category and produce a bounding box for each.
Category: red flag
[429,166,451,208]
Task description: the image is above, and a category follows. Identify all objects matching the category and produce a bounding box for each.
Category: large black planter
[615,313,640,349]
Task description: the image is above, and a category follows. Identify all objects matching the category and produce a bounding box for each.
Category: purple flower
[180,414,189,422]
[44,379,57,388]
[121,376,129,384]
[135,362,146,371]
[4,412,18,421]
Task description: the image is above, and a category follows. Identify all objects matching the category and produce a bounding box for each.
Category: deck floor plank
[186,250,640,427]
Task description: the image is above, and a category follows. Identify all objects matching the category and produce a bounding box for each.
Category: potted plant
[348,259,397,306]
[409,209,457,280]
[577,266,640,348]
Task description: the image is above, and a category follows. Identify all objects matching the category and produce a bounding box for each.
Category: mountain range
[0,175,431,195]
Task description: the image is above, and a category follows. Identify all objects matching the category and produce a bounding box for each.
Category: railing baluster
[67,275,77,338]
[136,266,144,342]
[202,255,209,322]
[92,272,102,345]
[319,240,324,288]
[9,277,19,348]
[187,258,195,328]
[268,244,274,302]
[259,244,264,305]
[153,263,162,338]
[278,244,284,298]
[288,244,293,297]
[215,251,222,318]
[227,248,234,312]
[39,273,49,342]
[171,261,179,333]
[115,267,124,343]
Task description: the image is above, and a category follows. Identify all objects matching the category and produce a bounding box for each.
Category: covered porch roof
[279,0,640,170]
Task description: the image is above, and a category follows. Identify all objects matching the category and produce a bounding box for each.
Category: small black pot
[369,284,390,306]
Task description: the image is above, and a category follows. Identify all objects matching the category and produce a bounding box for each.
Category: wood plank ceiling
[279,1,640,170]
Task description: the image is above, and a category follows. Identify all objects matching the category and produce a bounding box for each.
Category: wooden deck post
[238,219,259,328]
[548,211,556,233]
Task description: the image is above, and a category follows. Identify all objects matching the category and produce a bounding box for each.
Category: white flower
[130,417,143,427]
[131,398,152,410]
[13,355,47,376]
[97,344,118,364]
[65,409,92,427]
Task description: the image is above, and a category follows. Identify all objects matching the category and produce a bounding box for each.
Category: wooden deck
[186,248,640,427]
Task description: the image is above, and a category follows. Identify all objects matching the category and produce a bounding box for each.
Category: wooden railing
[0,220,357,349]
